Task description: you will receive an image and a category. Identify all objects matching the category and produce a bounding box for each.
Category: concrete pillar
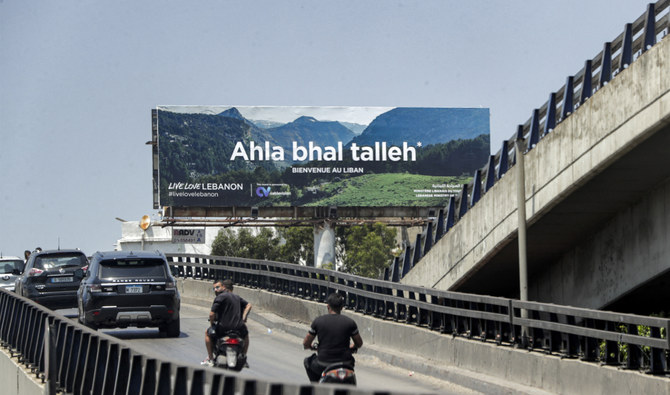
[313,221,336,269]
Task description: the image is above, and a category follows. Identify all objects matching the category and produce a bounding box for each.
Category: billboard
[153,106,490,209]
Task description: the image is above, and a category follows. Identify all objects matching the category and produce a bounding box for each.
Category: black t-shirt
[309,313,359,363]
[211,292,248,331]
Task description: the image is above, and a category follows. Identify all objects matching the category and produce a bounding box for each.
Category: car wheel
[78,306,96,330]
[78,315,96,330]
[165,319,180,338]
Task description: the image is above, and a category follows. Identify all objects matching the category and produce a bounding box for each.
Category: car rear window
[1,260,24,274]
[34,254,87,271]
[100,258,167,278]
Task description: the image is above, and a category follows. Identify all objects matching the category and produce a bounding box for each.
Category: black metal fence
[395,0,670,278]
[167,253,670,376]
[0,287,418,395]
[1,253,667,395]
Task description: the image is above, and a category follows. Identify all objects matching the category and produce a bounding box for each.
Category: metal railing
[167,253,670,375]
[1,252,667,395]
[396,0,670,278]
[0,287,420,395]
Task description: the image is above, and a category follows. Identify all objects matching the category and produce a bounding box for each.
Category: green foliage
[597,312,667,365]
[211,228,280,260]
[210,223,398,279]
[277,227,314,266]
[337,223,398,278]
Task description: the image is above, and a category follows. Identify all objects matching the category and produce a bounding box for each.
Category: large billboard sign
[153,106,490,209]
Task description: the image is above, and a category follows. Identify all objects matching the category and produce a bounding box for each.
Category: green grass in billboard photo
[295,173,470,207]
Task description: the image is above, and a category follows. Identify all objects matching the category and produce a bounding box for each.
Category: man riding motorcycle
[302,292,363,382]
[202,279,252,366]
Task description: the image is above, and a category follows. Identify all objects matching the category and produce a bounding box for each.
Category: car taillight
[28,268,44,276]
[88,284,102,293]
[165,281,176,290]
[82,265,88,273]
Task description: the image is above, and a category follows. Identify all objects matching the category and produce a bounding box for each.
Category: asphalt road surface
[77,304,480,394]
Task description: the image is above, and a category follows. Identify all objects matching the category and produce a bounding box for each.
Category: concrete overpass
[401,3,670,314]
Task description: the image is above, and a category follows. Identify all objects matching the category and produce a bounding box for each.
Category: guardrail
[167,253,670,375]
[397,0,670,277]
[0,288,420,395]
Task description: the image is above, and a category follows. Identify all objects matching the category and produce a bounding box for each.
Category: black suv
[77,250,180,337]
[15,249,88,308]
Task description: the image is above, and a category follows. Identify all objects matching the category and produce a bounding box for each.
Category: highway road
[79,303,480,394]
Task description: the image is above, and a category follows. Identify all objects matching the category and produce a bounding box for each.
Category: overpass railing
[0,288,419,395]
[394,0,670,278]
[167,253,670,375]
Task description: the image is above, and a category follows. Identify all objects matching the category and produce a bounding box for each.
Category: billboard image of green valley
[155,106,490,208]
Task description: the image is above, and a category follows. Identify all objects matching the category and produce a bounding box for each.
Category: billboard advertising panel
[154,106,490,209]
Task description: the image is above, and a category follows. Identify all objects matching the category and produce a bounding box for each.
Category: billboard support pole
[314,220,336,269]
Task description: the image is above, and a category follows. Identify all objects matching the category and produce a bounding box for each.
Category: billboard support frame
[156,212,430,228]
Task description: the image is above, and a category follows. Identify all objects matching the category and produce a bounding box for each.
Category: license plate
[50,277,73,283]
[125,285,144,294]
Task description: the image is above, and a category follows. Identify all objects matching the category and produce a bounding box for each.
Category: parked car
[15,249,88,308]
[0,255,24,292]
[77,250,180,337]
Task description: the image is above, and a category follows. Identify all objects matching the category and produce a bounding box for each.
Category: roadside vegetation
[210,223,398,279]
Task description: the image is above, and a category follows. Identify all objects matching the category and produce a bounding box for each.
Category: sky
[0,0,657,257]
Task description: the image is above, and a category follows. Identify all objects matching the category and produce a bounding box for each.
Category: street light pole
[515,138,529,346]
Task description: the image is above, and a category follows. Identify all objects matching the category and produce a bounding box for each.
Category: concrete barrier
[180,278,670,394]
[0,348,45,395]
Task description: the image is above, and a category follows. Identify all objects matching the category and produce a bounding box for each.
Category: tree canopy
[210,223,398,279]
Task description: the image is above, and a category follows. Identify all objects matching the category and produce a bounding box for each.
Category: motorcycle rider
[202,279,252,366]
[302,292,363,382]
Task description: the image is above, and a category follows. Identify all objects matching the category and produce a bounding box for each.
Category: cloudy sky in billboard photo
[159,105,393,125]
[0,0,656,256]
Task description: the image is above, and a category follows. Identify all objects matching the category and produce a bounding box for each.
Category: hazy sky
[0,0,656,256]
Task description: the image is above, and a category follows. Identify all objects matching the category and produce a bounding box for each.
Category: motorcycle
[308,342,357,385]
[213,330,247,371]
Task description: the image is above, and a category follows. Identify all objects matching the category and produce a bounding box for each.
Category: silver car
[0,256,24,291]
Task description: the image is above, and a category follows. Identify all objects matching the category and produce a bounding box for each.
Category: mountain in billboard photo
[157,109,272,185]
[251,119,285,129]
[159,108,359,185]
[338,121,367,135]
[217,108,357,154]
[263,116,356,151]
[347,107,490,147]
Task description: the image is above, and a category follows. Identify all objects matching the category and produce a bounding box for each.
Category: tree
[337,223,398,278]
[211,223,398,279]
[277,226,314,265]
[210,228,240,257]
[211,228,280,260]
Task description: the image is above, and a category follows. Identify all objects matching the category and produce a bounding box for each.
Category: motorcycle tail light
[324,368,354,380]
[224,338,240,345]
